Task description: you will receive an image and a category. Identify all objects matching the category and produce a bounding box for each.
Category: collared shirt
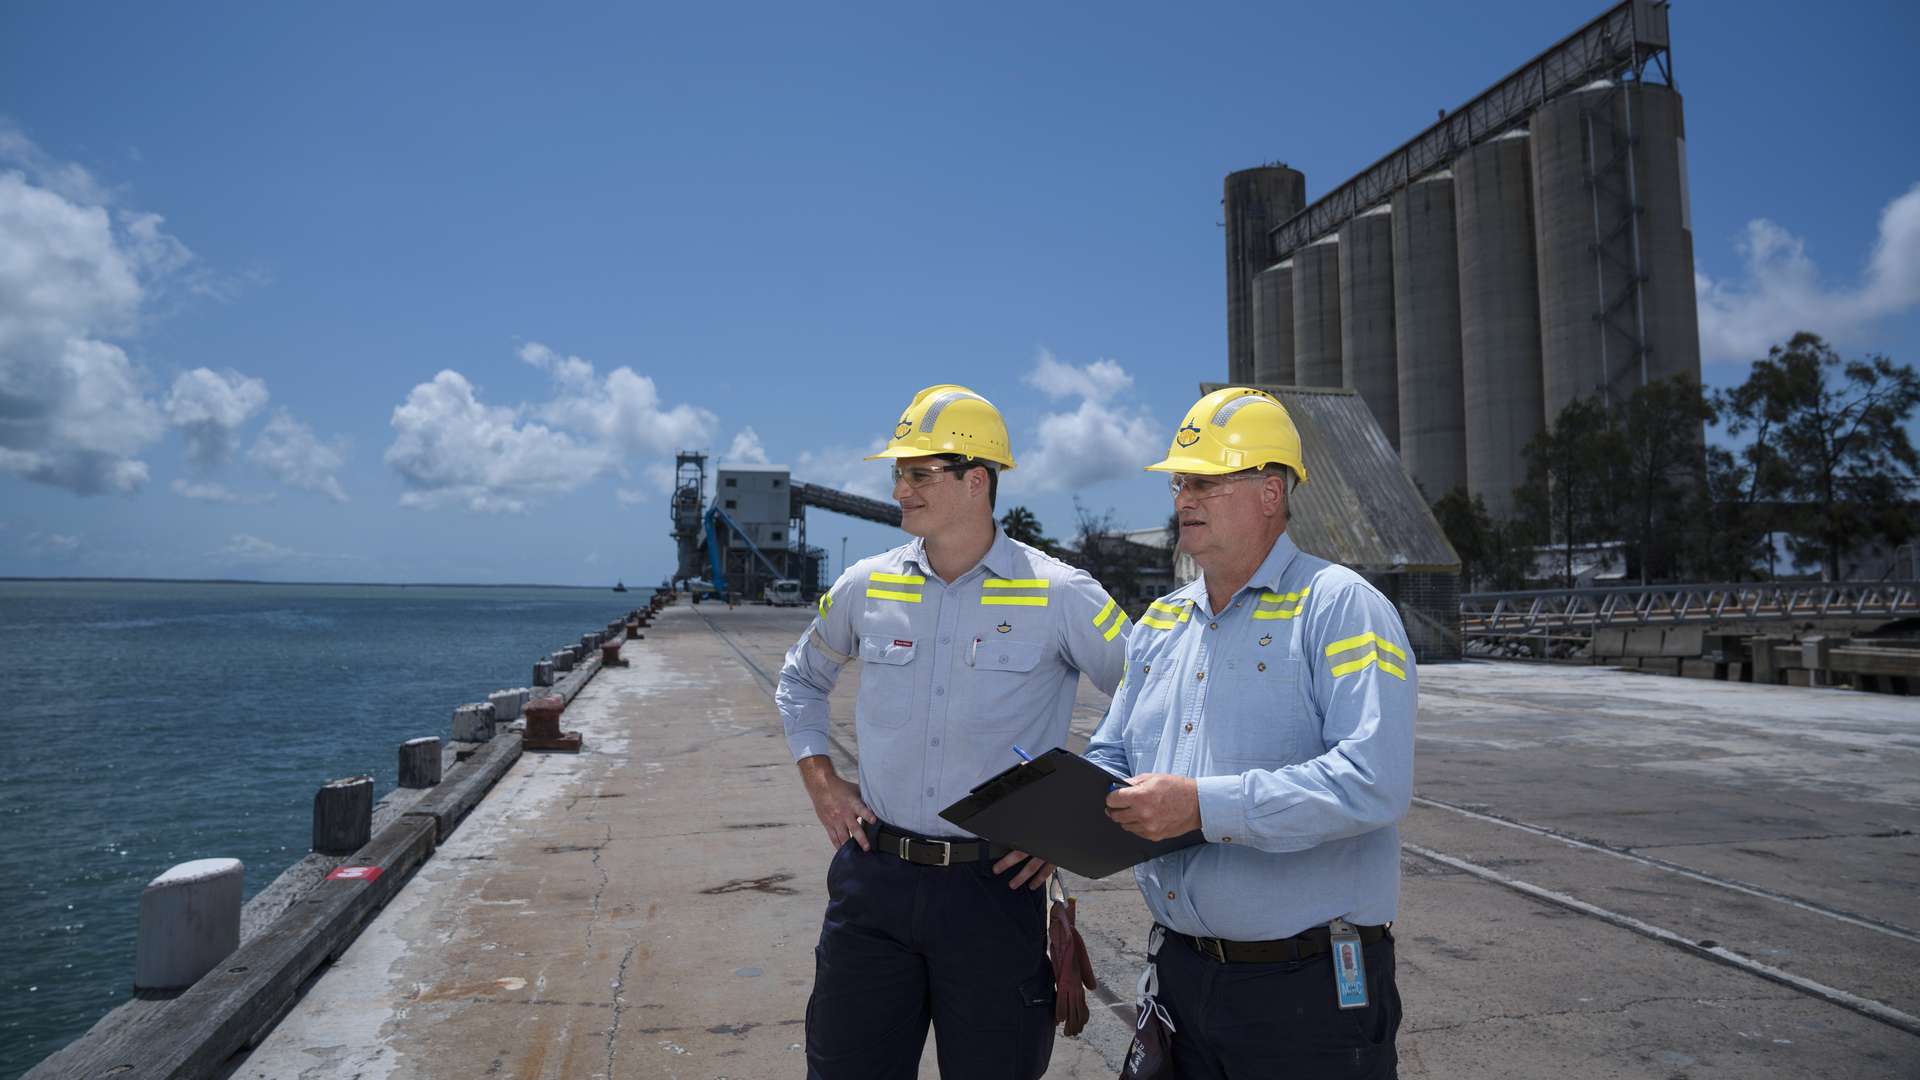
[777,528,1130,838]
[1083,531,1416,941]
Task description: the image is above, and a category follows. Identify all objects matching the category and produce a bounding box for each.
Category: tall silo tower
[1392,172,1466,502]
[1340,205,1399,449]
[1292,236,1344,387]
[1531,80,1701,421]
[1252,259,1296,384]
[1456,130,1545,521]
[1224,166,1307,384]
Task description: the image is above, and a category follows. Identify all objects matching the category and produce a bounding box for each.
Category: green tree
[998,505,1054,551]
[1616,376,1714,583]
[1431,488,1533,592]
[1721,333,1920,579]
[1517,396,1618,587]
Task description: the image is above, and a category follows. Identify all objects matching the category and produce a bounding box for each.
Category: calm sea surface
[0,580,648,1079]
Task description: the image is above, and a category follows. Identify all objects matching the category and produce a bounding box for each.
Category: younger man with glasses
[776,384,1130,1078]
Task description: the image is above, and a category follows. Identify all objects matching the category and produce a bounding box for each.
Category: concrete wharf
[219,604,1917,1078]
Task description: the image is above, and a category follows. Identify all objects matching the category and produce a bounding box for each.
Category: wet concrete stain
[700,872,800,895]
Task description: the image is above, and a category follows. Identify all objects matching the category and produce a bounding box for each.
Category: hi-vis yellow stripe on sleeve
[1252,587,1310,620]
[1092,596,1128,640]
[981,578,1049,607]
[1324,631,1408,680]
[1139,599,1192,631]
[867,571,926,603]
[818,593,834,618]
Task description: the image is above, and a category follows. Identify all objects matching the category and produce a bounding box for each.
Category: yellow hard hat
[865,384,1017,470]
[1144,387,1308,483]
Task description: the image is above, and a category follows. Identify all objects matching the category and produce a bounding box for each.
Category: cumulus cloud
[384,343,718,513]
[165,367,269,467]
[0,130,204,495]
[171,479,273,504]
[248,410,349,502]
[795,441,893,501]
[1027,350,1134,403]
[385,369,609,513]
[1696,182,1920,363]
[1013,353,1159,492]
[721,427,770,464]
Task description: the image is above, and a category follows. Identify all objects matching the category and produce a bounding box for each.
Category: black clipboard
[939,747,1204,879]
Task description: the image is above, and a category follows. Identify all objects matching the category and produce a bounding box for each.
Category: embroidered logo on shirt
[995,621,1012,633]
[1258,633,1273,647]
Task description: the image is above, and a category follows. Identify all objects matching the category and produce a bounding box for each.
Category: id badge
[1329,919,1369,1010]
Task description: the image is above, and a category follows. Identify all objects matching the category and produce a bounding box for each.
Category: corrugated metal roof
[1199,383,1460,572]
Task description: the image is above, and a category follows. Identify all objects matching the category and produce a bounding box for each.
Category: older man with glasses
[1085,386,1415,1079]
[776,383,1130,1079]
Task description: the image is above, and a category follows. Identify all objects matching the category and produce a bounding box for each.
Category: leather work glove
[1048,895,1098,1036]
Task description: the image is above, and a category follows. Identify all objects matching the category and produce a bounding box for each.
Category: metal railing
[1460,582,1920,635]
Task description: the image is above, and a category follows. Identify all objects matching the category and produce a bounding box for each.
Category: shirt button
[935,686,945,696]
[1222,836,1233,844]
[999,654,1009,663]
[930,737,940,746]
[1166,890,1177,901]
[941,635,950,644]
[1258,662,1267,672]
[1208,622,1217,630]
[1183,722,1193,733]
[926,787,936,797]
[1143,664,1151,674]
[1195,671,1205,681]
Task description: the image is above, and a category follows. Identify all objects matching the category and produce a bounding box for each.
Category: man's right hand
[798,756,874,850]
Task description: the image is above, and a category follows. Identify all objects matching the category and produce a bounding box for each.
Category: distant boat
[613,581,629,592]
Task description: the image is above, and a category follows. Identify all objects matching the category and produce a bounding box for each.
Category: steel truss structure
[1269,0,1674,261]
[1460,582,1920,635]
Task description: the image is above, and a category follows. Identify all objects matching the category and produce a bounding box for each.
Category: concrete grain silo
[1391,172,1466,502]
[1292,237,1344,387]
[1251,260,1295,384]
[1531,80,1701,421]
[1339,205,1398,449]
[1454,130,1543,520]
[1224,166,1307,384]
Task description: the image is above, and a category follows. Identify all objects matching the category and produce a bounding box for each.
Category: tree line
[1435,332,1920,590]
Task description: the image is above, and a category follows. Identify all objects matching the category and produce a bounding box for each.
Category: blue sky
[3,0,1917,585]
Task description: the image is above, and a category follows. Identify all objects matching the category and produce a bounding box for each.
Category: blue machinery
[703,505,788,600]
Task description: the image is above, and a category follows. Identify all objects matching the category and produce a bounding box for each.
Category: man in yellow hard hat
[1085,387,1414,1078]
[775,384,1130,1078]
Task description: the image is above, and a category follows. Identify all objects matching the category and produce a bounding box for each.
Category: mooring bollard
[453,702,495,743]
[523,695,583,753]
[399,736,442,788]
[313,776,373,855]
[625,619,640,640]
[601,639,627,667]
[551,649,575,673]
[489,688,523,723]
[134,857,243,991]
[533,659,554,687]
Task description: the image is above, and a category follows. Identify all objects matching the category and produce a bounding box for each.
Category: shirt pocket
[857,634,918,728]
[1213,655,1315,767]
[967,639,1044,731]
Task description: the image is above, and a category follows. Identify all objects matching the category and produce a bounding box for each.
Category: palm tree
[999,506,1054,550]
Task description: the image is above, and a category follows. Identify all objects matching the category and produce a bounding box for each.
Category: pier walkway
[239,604,1919,1079]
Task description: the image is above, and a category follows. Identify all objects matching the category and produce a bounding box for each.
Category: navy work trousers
[805,833,1056,1079]
[1155,927,1401,1079]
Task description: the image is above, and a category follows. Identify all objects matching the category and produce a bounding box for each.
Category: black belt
[870,823,1007,867]
[1165,923,1390,964]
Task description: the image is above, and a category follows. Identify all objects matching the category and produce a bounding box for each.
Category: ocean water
[0,580,648,1079]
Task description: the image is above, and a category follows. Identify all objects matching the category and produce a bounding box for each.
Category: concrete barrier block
[533,660,555,687]
[1624,628,1664,658]
[1662,626,1705,658]
[489,688,522,722]
[134,858,244,990]
[1592,629,1626,658]
[551,649,575,673]
[453,702,495,743]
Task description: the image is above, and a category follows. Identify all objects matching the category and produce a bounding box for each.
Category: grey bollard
[453,702,495,742]
[581,633,599,652]
[533,659,554,687]
[399,736,442,788]
[489,688,522,722]
[313,776,373,855]
[134,858,243,990]
[551,649,575,673]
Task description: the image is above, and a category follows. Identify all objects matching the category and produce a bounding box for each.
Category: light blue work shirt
[1084,530,1416,941]
[777,528,1130,838]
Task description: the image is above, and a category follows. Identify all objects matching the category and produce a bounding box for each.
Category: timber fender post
[398,736,442,789]
[312,777,372,856]
[134,859,244,992]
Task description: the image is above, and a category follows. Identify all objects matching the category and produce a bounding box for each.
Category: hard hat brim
[1144,454,1308,483]
[864,445,1016,470]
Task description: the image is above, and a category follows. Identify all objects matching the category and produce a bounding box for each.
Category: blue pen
[1011,744,1035,763]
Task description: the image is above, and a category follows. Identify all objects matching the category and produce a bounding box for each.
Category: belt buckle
[1196,936,1227,963]
[927,839,952,867]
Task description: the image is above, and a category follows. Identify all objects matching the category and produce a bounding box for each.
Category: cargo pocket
[970,640,1045,731]
[857,634,917,728]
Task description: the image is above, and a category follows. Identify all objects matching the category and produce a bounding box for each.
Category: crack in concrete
[1631,828,1914,851]
[582,822,616,952]
[605,940,637,1078]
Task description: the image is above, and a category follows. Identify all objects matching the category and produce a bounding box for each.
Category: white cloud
[385,343,718,513]
[27,531,83,557]
[0,130,203,495]
[165,367,269,467]
[1696,182,1920,363]
[616,487,651,506]
[1010,353,1159,493]
[795,440,894,501]
[248,410,349,502]
[721,426,770,464]
[215,533,296,562]
[1025,350,1134,403]
[385,369,609,513]
[171,479,273,504]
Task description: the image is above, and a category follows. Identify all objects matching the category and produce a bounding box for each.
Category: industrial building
[1224,0,1698,519]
